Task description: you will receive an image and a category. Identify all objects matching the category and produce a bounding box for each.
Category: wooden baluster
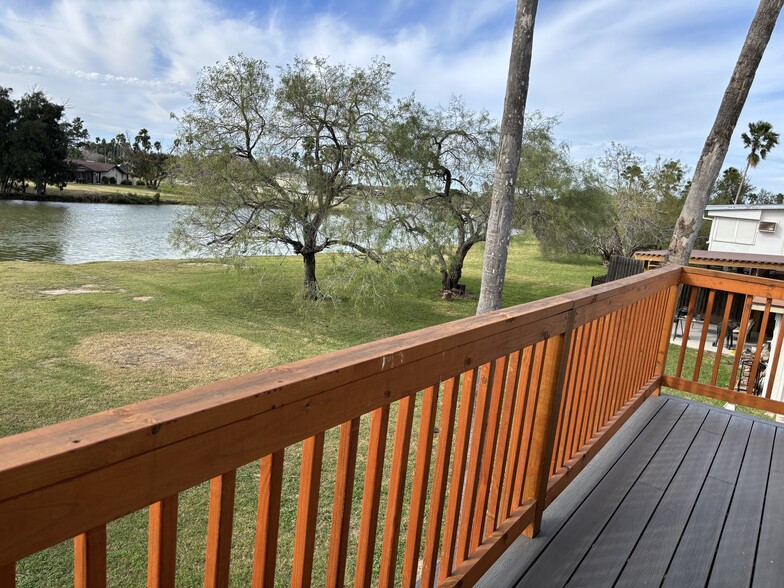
[513,342,546,508]
[711,293,735,386]
[421,378,459,588]
[378,396,416,588]
[401,385,439,588]
[593,312,616,436]
[600,309,624,425]
[470,356,508,552]
[556,326,581,470]
[456,362,494,565]
[326,419,360,588]
[675,288,699,378]
[729,295,754,391]
[748,299,772,395]
[693,290,716,381]
[292,434,325,588]
[148,495,178,588]
[767,314,784,399]
[608,305,634,423]
[522,328,570,538]
[583,317,606,441]
[499,348,534,521]
[551,329,578,475]
[646,291,669,377]
[204,471,236,588]
[74,525,107,588]
[0,563,14,588]
[354,407,390,588]
[438,368,478,583]
[253,450,284,588]
[485,352,522,537]
[656,284,681,390]
[569,323,592,457]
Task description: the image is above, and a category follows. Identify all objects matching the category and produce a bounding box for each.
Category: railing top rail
[0,266,682,506]
[682,265,784,299]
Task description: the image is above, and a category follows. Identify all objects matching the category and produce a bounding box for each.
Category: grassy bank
[1,182,196,205]
[2,238,603,586]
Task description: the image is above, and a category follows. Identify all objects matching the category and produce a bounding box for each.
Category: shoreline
[0,191,183,205]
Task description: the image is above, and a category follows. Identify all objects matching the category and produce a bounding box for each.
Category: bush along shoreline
[0,191,181,205]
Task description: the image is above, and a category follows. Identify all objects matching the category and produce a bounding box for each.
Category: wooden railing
[0,265,693,587]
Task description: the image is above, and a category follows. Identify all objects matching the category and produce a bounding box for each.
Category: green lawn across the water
[2,238,605,587]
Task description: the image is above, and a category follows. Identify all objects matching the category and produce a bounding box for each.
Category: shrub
[109,177,117,184]
[120,179,132,185]
[101,177,109,185]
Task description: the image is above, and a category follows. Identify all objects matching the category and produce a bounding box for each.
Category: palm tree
[734,120,779,203]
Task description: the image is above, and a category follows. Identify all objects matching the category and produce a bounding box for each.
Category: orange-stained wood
[655,284,680,390]
[662,375,784,414]
[711,293,735,386]
[421,378,459,588]
[74,526,107,588]
[456,362,494,564]
[513,343,546,510]
[354,407,390,588]
[682,266,784,299]
[292,434,325,588]
[0,563,14,588]
[693,289,716,381]
[378,396,416,588]
[439,368,478,582]
[401,385,439,588]
[551,327,578,476]
[148,495,178,588]
[204,471,236,588]
[767,317,784,399]
[439,500,536,588]
[748,299,772,394]
[326,419,360,588]
[522,326,570,537]
[252,451,284,588]
[556,325,582,471]
[675,287,698,378]
[729,295,754,391]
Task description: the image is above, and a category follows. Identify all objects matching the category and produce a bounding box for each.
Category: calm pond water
[0,200,195,263]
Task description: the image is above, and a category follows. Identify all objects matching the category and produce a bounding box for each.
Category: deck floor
[478,394,784,588]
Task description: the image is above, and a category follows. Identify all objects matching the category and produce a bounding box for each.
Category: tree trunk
[734,161,751,204]
[665,0,782,266]
[303,251,318,300]
[476,0,538,314]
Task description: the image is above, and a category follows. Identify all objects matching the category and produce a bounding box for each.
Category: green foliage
[126,128,168,189]
[711,166,753,204]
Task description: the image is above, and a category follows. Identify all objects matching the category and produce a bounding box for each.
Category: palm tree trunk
[664,0,782,266]
[476,0,538,314]
[734,161,751,204]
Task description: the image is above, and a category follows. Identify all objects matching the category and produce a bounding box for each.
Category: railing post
[654,281,681,395]
[522,308,574,538]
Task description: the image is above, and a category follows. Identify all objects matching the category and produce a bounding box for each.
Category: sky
[1,0,782,192]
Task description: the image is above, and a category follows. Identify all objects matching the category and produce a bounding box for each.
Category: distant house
[68,160,132,185]
[705,204,784,255]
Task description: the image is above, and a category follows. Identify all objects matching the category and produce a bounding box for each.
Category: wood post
[74,526,107,588]
[654,283,681,394]
[0,563,14,588]
[204,471,236,588]
[148,495,178,588]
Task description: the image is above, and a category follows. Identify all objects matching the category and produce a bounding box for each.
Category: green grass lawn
[2,238,604,586]
[29,181,199,205]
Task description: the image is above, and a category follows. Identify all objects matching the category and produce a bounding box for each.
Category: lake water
[0,200,195,263]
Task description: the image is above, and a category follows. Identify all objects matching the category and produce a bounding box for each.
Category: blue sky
[1,0,782,192]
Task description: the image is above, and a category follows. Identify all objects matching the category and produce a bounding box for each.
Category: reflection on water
[0,200,194,264]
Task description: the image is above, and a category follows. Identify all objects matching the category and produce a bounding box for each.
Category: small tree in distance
[734,120,779,203]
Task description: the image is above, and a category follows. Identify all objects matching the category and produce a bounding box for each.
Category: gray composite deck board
[614,412,729,587]
[516,398,686,586]
[754,428,784,586]
[708,422,775,587]
[476,394,784,588]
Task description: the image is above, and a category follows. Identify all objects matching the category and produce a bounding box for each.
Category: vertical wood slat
[292,434,325,588]
[470,356,508,552]
[204,471,237,588]
[74,526,107,588]
[0,564,13,588]
[438,369,478,582]
[551,328,579,475]
[748,299,772,394]
[593,312,616,435]
[675,288,699,377]
[711,292,735,386]
[513,343,546,509]
[499,349,534,521]
[693,289,716,380]
[253,450,284,588]
[522,328,569,538]
[583,316,606,442]
[608,304,634,422]
[148,495,178,588]
[421,378,459,588]
[326,419,360,588]
[456,362,494,566]
[569,323,593,457]
[378,396,416,588]
[767,315,784,398]
[354,406,390,588]
[556,326,582,470]
[601,309,625,424]
[575,321,599,454]
[656,285,681,392]
[730,295,754,391]
[401,385,439,587]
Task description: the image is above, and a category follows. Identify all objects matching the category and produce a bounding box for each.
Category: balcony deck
[480,394,784,587]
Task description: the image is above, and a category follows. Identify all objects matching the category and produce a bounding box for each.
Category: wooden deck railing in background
[0,266,682,588]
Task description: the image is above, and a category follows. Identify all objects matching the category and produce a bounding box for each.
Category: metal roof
[633,249,784,271]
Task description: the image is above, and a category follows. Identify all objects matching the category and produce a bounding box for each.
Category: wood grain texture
[204,471,236,588]
[291,434,325,588]
[0,564,13,588]
[253,451,284,588]
[147,495,178,588]
[74,526,107,588]
[662,375,784,414]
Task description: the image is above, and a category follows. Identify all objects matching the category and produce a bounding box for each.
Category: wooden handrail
[0,265,682,585]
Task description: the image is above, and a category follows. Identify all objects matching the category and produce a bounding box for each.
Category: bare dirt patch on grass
[73,330,271,389]
[39,284,125,296]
